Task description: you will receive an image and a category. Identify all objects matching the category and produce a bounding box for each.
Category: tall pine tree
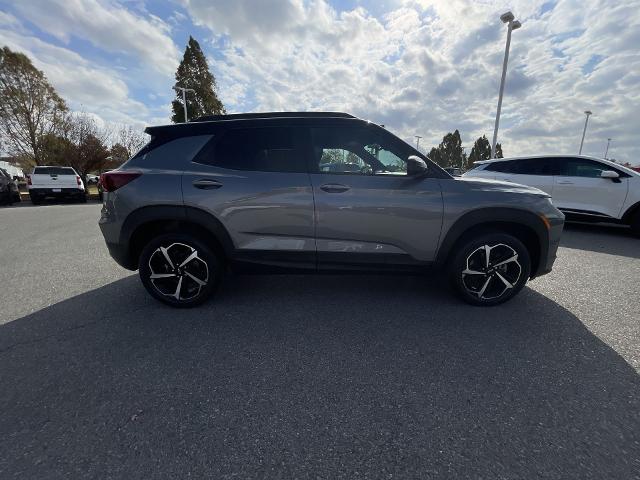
[171,36,224,123]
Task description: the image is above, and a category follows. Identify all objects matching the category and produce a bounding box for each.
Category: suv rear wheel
[631,210,640,237]
[449,232,531,306]
[138,233,221,307]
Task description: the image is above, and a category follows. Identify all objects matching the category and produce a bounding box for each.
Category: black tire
[448,232,531,306]
[631,211,640,237]
[138,233,222,308]
[29,194,41,205]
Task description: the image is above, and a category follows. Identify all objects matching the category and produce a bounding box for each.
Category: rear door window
[484,161,514,173]
[33,167,76,175]
[505,158,559,175]
[203,127,307,173]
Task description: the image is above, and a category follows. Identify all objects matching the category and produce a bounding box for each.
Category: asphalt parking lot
[1,203,639,479]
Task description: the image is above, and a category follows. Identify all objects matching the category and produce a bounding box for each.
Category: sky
[1,0,638,164]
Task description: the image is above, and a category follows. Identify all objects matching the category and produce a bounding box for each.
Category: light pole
[604,138,611,159]
[175,87,196,122]
[491,11,521,159]
[414,135,423,151]
[578,110,592,155]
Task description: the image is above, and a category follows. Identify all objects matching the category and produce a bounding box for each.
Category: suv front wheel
[449,232,531,306]
[138,233,221,307]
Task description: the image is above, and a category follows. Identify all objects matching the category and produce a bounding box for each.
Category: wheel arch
[621,200,640,224]
[436,208,549,278]
[120,205,234,269]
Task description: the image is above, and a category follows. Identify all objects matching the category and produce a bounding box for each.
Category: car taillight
[76,175,82,186]
[100,171,142,192]
[27,175,32,185]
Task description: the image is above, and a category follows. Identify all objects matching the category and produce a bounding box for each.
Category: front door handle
[193,179,223,189]
[557,181,574,185]
[320,183,350,193]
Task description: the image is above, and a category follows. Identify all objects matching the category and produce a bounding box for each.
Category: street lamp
[491,11,522,158]
[578,110,592,155]
[174,87,196,122]
[414,135,423,150]
[604,138,611,159]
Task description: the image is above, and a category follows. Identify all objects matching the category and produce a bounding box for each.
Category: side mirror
[407,155,429,177]
[600,170,619,179]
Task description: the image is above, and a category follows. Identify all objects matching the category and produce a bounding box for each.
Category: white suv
[464,155,640,235]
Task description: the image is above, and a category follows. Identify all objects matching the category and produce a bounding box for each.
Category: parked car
[98,112,564,308]
[87,175,100,185]
[0,167,21,205]
[27,166,86,204]
[464,155,640,235]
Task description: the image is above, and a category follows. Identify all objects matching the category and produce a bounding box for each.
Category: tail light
[27,175,32,185]
[76,175,82,186]
[100,171,142,192]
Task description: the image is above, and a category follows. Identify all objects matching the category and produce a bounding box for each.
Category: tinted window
[0,168,10,179]
[484,161,514,173]
[556,158,626,178]
[312,127,408,175]
[33,167,76,175]
[513,159,560,175]
[209,127,305,173]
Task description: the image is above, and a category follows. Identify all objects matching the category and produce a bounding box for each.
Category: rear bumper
[29,188,85,198]
[104,240,136,270]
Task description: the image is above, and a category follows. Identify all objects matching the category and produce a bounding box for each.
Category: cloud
[2,0,638,164]
[13,0,180,75]
[0,23,150,128]
[180,0,639,164]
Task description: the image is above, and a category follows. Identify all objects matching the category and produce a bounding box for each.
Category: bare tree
[118,125,147,158]
[0,46,67,166]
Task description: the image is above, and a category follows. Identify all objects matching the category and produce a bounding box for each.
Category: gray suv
[98,112,564,307]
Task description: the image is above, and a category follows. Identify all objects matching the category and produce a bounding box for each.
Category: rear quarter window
[127,135,213,169]
[33,167,76,175]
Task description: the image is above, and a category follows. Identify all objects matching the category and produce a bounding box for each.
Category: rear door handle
[557,181,573,185]
[320,183,350,193]
[193,179,223,189]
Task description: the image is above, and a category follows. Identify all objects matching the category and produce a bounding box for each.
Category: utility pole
[491,12,521,158]
[604,138,611,159]
[175,87,196,122]
[578,110,592,155]
[414,135,422,151]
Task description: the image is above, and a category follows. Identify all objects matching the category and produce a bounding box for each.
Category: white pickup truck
[27,166,86,204]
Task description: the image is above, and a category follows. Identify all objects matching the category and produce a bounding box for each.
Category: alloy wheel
[461,243,521,301]
[148,242,209,301]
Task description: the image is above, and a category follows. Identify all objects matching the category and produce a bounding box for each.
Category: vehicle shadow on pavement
[1,274,638,479]
[560,222,639,259]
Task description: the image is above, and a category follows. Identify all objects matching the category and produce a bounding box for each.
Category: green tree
[427,147,442,167]
[171,36,224,123]
[0,46,67,165]
[467,135,503,170]
[428,130,464,168]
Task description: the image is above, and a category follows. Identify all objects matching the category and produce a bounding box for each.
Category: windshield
[33,167,76,176]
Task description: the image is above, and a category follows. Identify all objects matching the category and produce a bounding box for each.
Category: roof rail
[192,112,356,122]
